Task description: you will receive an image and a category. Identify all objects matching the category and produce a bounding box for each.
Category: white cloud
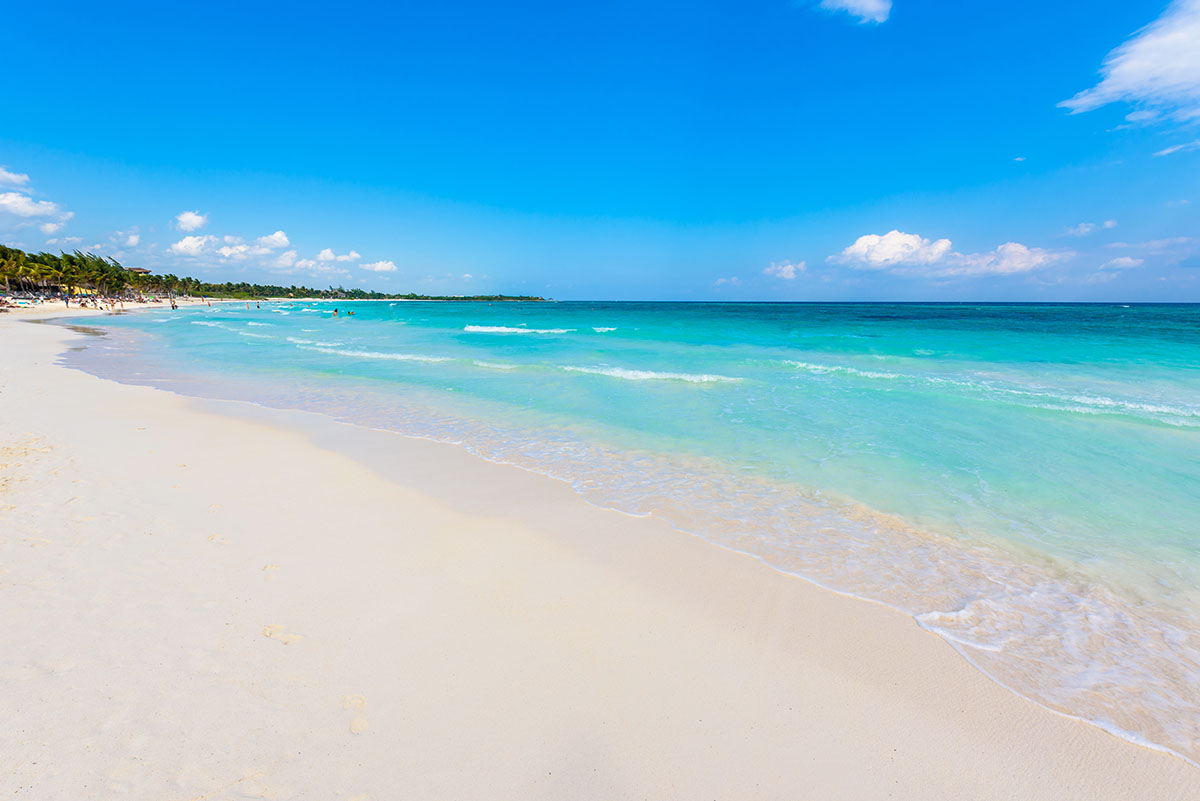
[1066,220,1118,236]
[0,167,30,187]
[39,222,64,234]
[318,247,361,262]
[1014,156,1027,162]
[125,233,140,247]
[1102,256,1144,269]
[945,242,1065,276]
[46,236,83,246]
[270,251,349,277]
[714,276,741,286]
[256,230,289,248]
[175,210,208,232]
[211,231,289,259]
[819,0,891,23]
[216,244,253,259]
[1154,139,1200,156]
[0,192,63,218]
[1060,0,1200,121]
[834,229,953,268]
[1126,109,1159,123]
[832,230,1069,277]
[1104,237,1196,266]
[763,260,805,280]
[169,235,216,255]
[361,259,398,272]
[1107,236,1193,250]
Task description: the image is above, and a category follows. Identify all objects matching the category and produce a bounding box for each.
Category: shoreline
[3,309,1198,799]
[60,304,1200,765]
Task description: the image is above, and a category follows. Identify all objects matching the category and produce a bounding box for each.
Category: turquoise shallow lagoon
[68,300,1200,762]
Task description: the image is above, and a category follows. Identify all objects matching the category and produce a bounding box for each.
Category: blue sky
[2,0,1198,300]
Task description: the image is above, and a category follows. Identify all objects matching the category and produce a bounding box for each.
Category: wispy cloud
[1154,139,1200,156]
[1066,220,1117,236]
[1060,0,1200,122]
[1106,236,1193,250]
[763,260,805,280]
[1101,256,1144,269]
[1104,236,1197,267]
[818,0,891,24]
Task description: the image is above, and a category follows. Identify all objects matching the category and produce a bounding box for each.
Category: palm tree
[0,246,25,293]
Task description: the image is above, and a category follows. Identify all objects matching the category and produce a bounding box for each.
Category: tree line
[0,244,544,302]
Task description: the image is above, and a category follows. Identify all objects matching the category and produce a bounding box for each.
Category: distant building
[124,267,151,274]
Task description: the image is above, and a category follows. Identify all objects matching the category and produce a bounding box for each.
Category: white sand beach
[2,310,1197,800]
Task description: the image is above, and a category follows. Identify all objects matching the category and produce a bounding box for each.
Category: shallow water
[64,300,1200,762]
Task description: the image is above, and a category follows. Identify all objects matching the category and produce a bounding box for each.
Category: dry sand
[2,310,1197,800]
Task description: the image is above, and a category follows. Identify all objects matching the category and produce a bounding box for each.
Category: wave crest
[562,365,740,383]
[301,346,450,363]
[464,325,575,334]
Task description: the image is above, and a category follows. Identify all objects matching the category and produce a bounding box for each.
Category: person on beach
[333,308,339,317]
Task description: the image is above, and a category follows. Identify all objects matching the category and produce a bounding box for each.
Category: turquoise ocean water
[66,301,1200,762]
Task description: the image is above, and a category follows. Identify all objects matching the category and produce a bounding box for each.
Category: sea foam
[562,366,740,383]
[464,325,575,334]
[303,346,450,363]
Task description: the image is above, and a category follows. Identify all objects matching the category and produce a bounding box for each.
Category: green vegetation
[0,244,544,302]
